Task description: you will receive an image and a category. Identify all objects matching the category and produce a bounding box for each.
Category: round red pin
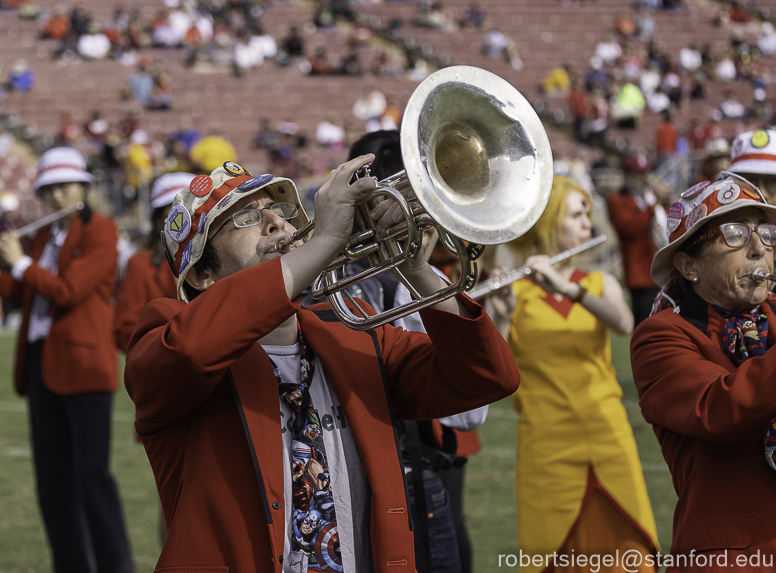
[190,175,213,197]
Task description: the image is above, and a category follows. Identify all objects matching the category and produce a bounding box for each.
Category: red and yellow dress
[509,270,658,572]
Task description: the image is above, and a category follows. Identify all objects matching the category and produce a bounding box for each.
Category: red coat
[0,208,118,396]
[631,290,776,564]
[125,257,519,573]
[114,251,177,353]
[607,191,658,290]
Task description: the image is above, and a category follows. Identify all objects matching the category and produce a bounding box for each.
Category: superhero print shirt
[261,343,372,573]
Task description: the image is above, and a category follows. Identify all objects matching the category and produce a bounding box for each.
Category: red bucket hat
[651,172,776,287]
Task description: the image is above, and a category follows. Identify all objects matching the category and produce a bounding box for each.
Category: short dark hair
[348,130,403,181]
[183,240,222,300]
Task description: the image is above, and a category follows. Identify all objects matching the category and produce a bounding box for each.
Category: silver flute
[13,202,84,238]
[467,235,607,301]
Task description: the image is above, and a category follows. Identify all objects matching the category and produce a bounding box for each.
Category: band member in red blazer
[114,171,194,353]
[124,156,520,573]
[0,148,133,573]
[607,154,668,326]
[632,174,776,570]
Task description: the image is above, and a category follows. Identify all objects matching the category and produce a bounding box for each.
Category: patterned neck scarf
[713,305,769,365]
[271,328,342,573]
[713,306,776,473]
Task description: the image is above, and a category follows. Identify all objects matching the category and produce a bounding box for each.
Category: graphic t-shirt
[262,342,372,573]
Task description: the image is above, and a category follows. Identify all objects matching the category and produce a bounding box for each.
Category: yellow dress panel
[508,271,658,569]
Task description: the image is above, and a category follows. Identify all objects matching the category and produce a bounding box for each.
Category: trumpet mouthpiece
[752,268,773,283]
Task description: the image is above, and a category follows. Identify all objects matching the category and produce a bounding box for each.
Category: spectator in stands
[413,0,458,32]
[83,110,109,146]
[715,51,737,82]
[41,6,70,41]
[126,129,154,198]
[307,46,331,76]
[56,110,83,147]
[696,137,731,183]
[381,95,403,131]
[759,22,776,56]
[569,79,589,143]
[252,117,279,151]
[77,21,111,60]
[127,63,155,106]
[595,34,622,66]
[729,128,776,203]
[152,7,180,48]
[689,70,708,101]
[459,3,487,29]
[315,114,346,149]
[635,7,656,40]
[679,43,702,74]
[587,86,610,148]
[615,10,636,38]
[655,110,677,166]
[688,118,709,151]
[729,0,752,24]
[280,25,305,59]
[607,154,668,326]
[541,65,572,95]
[720,89,745,119]
[610,80,646,129]
[7,59,35,93]
[338,45,362,76]
[170,116,201,156]
[353,85,388,131]
[661,63,683,108]
[233,28,265,76]
[481,27,522,70]
[584,56,610,92]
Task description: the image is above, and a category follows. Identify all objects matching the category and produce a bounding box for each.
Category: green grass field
[0,332,677,572]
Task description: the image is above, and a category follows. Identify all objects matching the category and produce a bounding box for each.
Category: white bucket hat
[161,161,309,302]
[729,129,776,176]
[651,172,776,287]
[33,147,94,195]
[150,172,196,210]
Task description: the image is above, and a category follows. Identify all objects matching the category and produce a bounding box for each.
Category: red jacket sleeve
[0,271,24,306]
[20,217,118,309]
[607,193,655,239]
[377,294,520,420]
[114,254,152,353]
[631,313,776,444]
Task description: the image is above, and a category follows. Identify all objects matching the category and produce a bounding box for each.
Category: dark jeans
[408,472,462,573]
[438,465,472,573]
[26,341,134,573]
[630,286,661,327]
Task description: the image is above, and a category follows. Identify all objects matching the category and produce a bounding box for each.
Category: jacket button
[272,501,280,510]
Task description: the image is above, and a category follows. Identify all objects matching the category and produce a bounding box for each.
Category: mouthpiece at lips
[752,268,775,283]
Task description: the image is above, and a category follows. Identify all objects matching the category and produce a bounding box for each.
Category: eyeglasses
[688,222,776,250]
[209,202,298,241]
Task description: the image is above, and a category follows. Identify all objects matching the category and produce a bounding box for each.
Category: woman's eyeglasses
[688,222,776,250]
[210,202,299,241]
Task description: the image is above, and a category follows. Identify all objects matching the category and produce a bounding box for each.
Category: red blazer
[114,250,177,353]
[125,257,519,573]
[607,191,658,290]
[631,290,776,561]
[0,208,118,396]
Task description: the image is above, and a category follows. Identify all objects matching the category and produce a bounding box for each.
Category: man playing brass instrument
[124,155,519,572]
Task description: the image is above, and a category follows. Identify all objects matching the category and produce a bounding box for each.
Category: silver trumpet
[278,65,554,330]
[13,202,85,238]
[467,235,607,300]
[752,268,776,283]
